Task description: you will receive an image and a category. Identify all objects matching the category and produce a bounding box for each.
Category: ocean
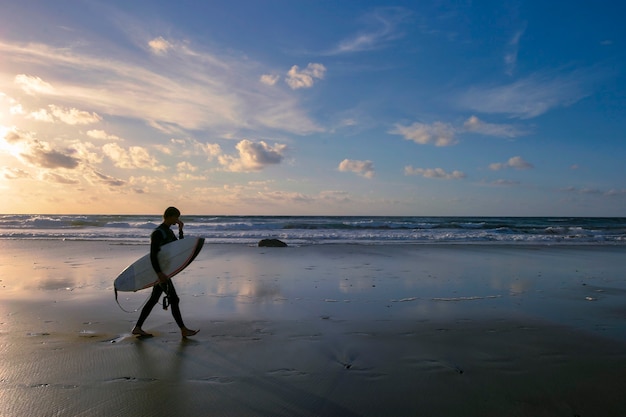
[1,214,625,245]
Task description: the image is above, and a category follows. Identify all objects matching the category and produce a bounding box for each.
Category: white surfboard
[114,237,205,292]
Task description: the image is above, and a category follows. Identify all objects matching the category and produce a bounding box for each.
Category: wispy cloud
[392,116,526,147]
[15,74,55,95]
[326,7,412,55]
[0,37,322,136]
[42,171,81,185]
[457,69,599,119]
[561,186,626,197]
[2,167,30,180]
[26,104,102,125]
[491,179,521,186]
[504,25,526,75]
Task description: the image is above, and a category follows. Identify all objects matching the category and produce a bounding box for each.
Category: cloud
[285,63,326,90]
[338,159,375,179]
[504,26,526,75]
[9,103,24,115]
[457,69,598,119]
[148,36,173,55]
[404,166,465,179]
[2,167,30,180]
[218,139,287,172]
[155,137,223,163]
[260,74,279,86]
[0,92,24,116]
[87,129,122,141]
[329,7,412,54]
[177,161,197,172]
[90,170,126,187]
[489,156,533,170]
[26,109,55,123]
[1,92,24,115]
[606,189,626,196]
[560,186,626,197]
[392,116,527,146]
[0,39,322,135]
[1,128,31,156]
[463,115,526,137]
[14,74,55,95]
[102,143,164,171]
[70,141,105,165]
[256,190,315,204]
[42,172,80,185]
[28,105,102,125]
[390,121,457,146]
[205,143,222,160]
[320,190,352,203]
[491,179,521,186]
[2,128,95,172]
[1,128,22,144]
[174,162,207,181]
[21,142,81,169]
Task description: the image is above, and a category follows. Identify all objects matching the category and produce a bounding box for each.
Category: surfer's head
[163,206,181,219]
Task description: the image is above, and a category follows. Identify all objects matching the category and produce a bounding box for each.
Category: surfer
[132,207,199,338]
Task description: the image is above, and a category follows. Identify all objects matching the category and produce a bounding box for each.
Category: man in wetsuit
[132,207,199,338]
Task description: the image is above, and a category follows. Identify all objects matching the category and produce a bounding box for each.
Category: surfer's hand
[176,220,184,239]
[157,272,168,284]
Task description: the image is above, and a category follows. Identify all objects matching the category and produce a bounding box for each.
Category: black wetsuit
[135,223,186,329]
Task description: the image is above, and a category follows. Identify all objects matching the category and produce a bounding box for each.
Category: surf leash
[114,286,151,313]
[161,282,170,310]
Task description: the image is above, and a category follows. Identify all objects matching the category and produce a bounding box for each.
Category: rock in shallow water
[258,238,288,247]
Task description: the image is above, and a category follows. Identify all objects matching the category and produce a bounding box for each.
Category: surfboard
[114,237,205,292]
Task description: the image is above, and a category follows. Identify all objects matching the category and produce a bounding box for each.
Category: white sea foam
[0,215,624,245]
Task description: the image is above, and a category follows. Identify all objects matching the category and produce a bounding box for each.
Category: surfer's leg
[166,283,185,327]
[167,284,199,337]
[133,285,163,335]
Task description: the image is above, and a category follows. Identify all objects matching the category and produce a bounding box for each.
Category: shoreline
[1,240,625,416]
[2,214,625,245]
[4,236,626,245]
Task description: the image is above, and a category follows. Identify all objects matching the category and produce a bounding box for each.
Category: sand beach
[1,240,625,416]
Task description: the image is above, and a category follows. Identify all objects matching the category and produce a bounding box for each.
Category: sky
[1,0,625,216]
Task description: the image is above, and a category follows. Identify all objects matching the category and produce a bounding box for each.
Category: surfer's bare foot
[132,326,153,337]
[181,328,199,338]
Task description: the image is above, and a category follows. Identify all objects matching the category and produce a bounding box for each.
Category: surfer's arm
[150,230,165,275]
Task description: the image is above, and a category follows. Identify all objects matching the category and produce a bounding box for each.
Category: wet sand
[1,240,625,416]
